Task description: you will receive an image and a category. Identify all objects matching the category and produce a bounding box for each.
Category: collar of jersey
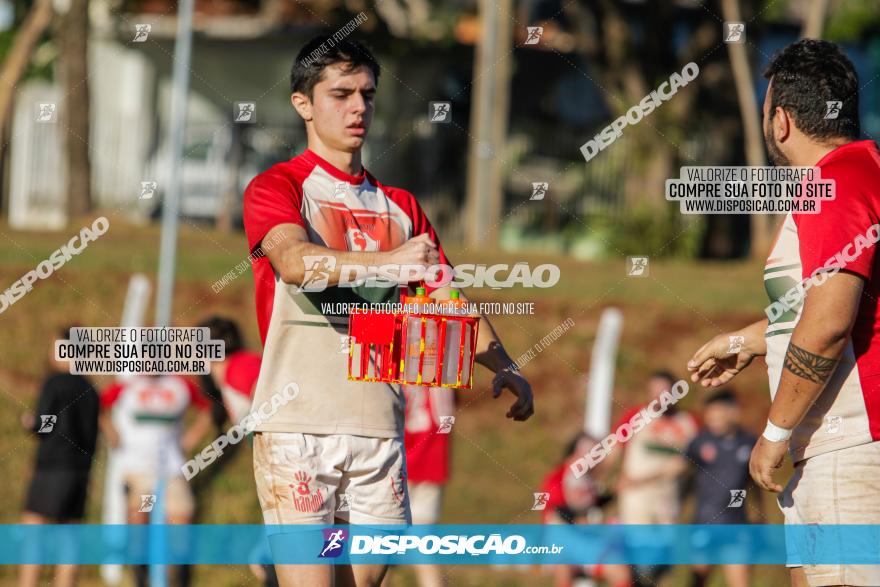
[302,148,368,185]
[815,139,876,168]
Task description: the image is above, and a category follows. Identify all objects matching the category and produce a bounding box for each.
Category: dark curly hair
[763,39,860,141]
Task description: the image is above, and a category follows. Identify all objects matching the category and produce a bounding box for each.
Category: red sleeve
[181,376,211,411]
[100,382,124,410]
[612,405,643,432]
[386,187,451,294]
[794,168,879,281]
[224,351,262,398]
[243,169,306,255]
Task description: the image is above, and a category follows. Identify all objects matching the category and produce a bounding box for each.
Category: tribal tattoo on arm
[783,343,837,384]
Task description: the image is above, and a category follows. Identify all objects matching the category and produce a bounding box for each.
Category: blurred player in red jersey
[539,433,631,587]
[99,374,212,587]
[606,371,697,587]
[198,316,262,424]
[609,372,697,524]
[404,385,454,587]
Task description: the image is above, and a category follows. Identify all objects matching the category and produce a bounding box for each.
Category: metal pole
[155,0,195,327]
[151,4,194,586]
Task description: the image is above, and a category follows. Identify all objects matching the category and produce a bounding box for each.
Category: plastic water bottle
[442,290,463,385]
[404,287,433,382]
[420,289,438,383]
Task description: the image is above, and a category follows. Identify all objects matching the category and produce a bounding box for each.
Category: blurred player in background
[682,389,758,587]
[19,328,99,587]
[688,39,880,587]
[609,371,697,586]
[99,373,212,587]
[539,432,630,587]
[382,385,455,587]
[199,316,261,424]
[404,385,454,587]
[243,35,533,587]
[612,371,697,522]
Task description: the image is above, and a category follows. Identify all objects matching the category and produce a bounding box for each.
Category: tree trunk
[720,0,772,259]
[216,125,243,232]
[58,0,92,219]
[802,0,829,39]
[0,0,54,161]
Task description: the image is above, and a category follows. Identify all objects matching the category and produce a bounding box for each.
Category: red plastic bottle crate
[347,305,479,389]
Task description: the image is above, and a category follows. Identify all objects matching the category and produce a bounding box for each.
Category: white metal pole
[155,0,194,328]
[585,308,623,438]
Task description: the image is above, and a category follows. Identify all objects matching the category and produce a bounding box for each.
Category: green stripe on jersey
[763,263,800,275]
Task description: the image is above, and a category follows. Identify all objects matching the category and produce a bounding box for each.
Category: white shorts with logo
[253,432,410,526]
[778,441,880,586]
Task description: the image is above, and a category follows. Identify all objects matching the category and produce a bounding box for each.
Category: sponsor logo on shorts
[291,471,324,513]
[318,528,349,558]
[390,469,406,504]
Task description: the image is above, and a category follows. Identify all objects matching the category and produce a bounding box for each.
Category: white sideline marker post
[100,274,151,585]
[585,308,623,439]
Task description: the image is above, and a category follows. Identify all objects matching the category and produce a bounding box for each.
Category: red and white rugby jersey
[243,149,450,438]
[763,140,880,461]
[614,404,698,483]
[101,375,209,477]
[403,385,454,483]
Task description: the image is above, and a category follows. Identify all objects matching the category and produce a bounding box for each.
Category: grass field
[0,215,788,586]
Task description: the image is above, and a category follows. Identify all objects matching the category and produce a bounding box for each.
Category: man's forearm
[768,327,848,430]
[474,328,516,374]
[768,271,863,432]
[281,240,385,287]
[741,318,769,357]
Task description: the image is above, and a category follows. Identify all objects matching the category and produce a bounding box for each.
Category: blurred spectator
[610,371,698,586]
[198,316,261,424]
[19,328,99,587]
[99,374,212,587]
[684,389,759,587]
[540,432,630,587]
